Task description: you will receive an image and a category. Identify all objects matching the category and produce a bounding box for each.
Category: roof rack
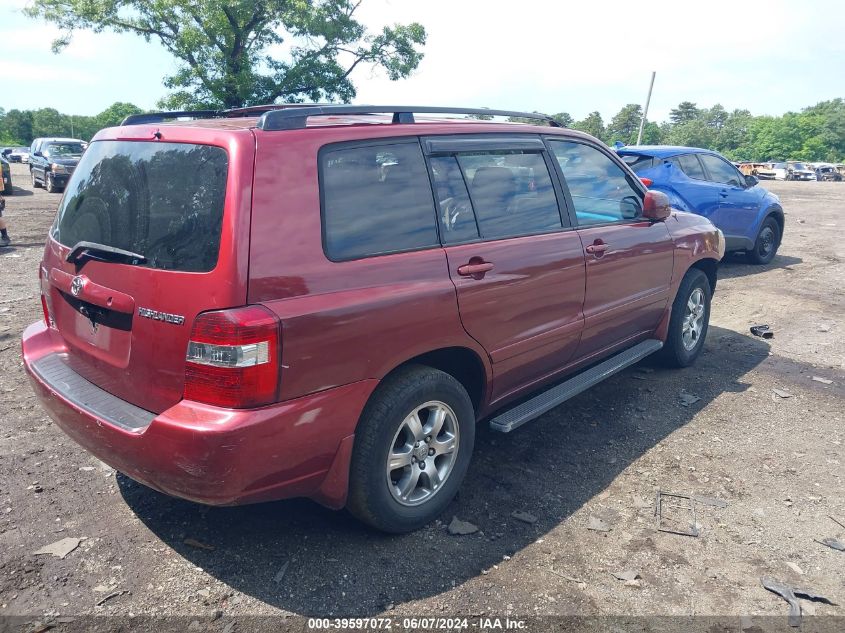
[120,105,563,130]
[120,104,333,126]
[121,110,219,126]
[257,105,562,131]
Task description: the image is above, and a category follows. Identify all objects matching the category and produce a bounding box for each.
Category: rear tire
[657,268,711,368]
[31,170,41,188]
[746,216,780,265]
[347,365,475,533]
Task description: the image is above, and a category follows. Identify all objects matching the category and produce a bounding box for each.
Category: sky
[2,0,844,123]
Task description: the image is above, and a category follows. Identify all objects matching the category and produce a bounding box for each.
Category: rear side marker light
[184,305,281,409]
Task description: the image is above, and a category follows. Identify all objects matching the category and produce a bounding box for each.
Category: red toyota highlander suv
[22,105,725,533]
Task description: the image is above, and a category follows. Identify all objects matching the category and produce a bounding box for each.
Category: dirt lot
[0,162,843,628]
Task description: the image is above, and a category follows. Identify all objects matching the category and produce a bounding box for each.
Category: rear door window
[454,151,561,240]
[674,154,707,180]
[699,154,744,186]
[53,141,228,272]
[548,140,643,225]
[429,156,480,243]
[321,142,438,260]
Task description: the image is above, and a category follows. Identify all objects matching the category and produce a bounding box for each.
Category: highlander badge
[138,307,186,326]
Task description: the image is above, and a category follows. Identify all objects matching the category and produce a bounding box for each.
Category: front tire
[45,173,57,193]
[746,216,780,265]
[347,365,475,533]
[658,268,711,368]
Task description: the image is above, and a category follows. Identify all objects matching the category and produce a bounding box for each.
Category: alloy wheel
[682,288,705,351]
[386,400,459,507]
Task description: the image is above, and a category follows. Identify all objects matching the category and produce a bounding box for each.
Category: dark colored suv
[29,138,86,193]
[22,105,724,533]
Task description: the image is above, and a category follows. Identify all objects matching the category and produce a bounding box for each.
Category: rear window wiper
[66,241,147,266]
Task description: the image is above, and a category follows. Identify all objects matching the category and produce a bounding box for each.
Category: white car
[7,147,30,163]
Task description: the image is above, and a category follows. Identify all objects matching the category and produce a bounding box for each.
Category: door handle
[585,241,609,256]
[457,261,494,279]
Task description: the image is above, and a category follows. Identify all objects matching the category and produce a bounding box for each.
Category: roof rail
[120,110,220,126]
[120,103,343,126]
[256,105,563,131]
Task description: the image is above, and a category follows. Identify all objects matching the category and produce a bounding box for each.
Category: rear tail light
[184,305,281,408]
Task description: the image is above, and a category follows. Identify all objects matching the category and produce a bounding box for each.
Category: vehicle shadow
[119,324,769,616]
[6,186,34,197]
[718,253,803,280]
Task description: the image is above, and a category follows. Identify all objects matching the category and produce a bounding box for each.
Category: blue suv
[617,146,784,264]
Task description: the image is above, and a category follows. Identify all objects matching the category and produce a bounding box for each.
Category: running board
[489,339,663,433]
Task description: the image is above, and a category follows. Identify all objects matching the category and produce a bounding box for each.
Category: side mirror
[643,190,671,221]
[745,174,759,187]
[33,151,43,157]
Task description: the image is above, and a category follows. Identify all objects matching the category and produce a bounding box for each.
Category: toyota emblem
[70,276,85,297]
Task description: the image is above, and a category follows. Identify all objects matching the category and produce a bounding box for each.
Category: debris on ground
[586,516,611,532]
[679,391,701,407]
[811,376,833,385]
[95,590,130,607]
[760,577,834,627]
[785,562,804,575]
[33,537,83,559]
[183,538,216,551]
[447,517,478,536]
[655,491,700,537]
[611,570,641,586]
[772,388,792,399]
[750,324,774,339]
[273,560,290,583]
[511,510,538,524]
[815,537,845,552]
[829,515,845,530]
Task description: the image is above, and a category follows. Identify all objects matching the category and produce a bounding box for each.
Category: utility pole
[636,71,656,146]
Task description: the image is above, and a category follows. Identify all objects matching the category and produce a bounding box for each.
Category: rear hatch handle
[50,268,135,315]
[66,241,147,267]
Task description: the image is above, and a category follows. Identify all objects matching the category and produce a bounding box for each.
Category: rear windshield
[619,154,657,173]
[52,141,228,272]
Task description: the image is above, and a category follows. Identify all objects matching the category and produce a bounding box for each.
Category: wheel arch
[690,257,718,294]
[378,346,489,419]
[763,205,784,245]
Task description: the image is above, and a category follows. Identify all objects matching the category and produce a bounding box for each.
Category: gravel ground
[0,162,843,628]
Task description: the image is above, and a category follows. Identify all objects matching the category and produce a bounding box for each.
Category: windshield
[45,142,84,157]
[790,162,807,170]
[52,140,229,272]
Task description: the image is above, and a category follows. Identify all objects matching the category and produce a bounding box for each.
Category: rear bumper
[22,321,377,508]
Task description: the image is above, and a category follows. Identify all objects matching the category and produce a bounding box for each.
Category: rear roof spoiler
[121,105,563,130]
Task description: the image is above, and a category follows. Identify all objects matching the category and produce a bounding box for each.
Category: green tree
[606,103,643,145]
[31,108,70,139]
[550,112,574,127]
[573,111,605,141]
[639,121,662,145]
[669,101,699,125]
[1,109,34,144]
[95,102,144,128]
[665,118,715,149]
[25,0,427,110]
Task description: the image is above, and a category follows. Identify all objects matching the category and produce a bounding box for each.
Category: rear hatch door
[42,127,255,413]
